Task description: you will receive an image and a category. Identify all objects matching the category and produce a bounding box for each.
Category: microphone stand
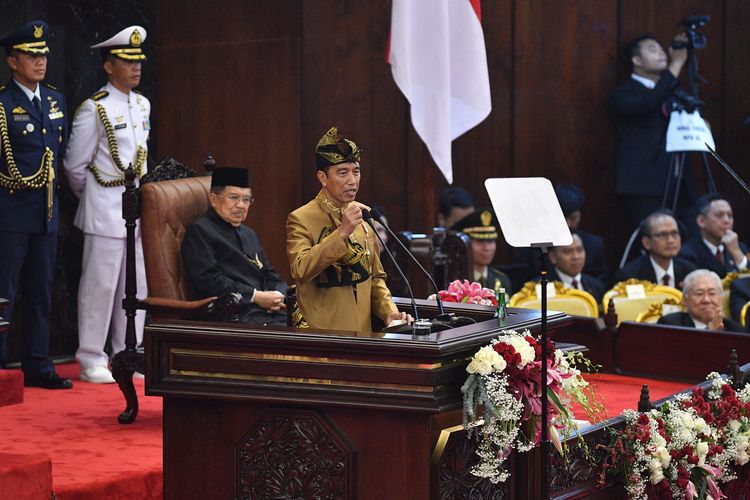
[362,213,419,323]
[368,209,448,319]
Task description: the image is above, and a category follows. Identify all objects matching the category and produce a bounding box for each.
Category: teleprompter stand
[485,177,573,500]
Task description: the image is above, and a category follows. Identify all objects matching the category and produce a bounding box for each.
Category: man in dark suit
[547,233,605,304]
[729,277,750,325]
[613,211,695,288]
[513,184,608,284]
[0,21,72,388]
[658,269,745,333]
[679,193,749,278]
[608,33,695,229]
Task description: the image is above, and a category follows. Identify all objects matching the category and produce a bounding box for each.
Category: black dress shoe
[24,371,74,389]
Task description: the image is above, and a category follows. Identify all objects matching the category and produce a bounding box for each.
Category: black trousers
[0,230,56,376]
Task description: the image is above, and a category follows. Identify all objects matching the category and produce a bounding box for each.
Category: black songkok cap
[451,208,499,240]
[211,167,250,189]
[554,184,585,217]
[315,126,362,171]
[0,20,50,55]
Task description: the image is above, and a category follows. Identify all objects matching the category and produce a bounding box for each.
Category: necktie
[570,279,578,289]
[716,247,723,263]
[32,96,41,114]
[662,274,671,286]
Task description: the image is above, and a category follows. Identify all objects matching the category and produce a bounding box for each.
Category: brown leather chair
[138,176,219,316]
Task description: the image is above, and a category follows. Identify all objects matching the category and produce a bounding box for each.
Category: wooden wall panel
[155,0,750,288]
[156,0,302,280]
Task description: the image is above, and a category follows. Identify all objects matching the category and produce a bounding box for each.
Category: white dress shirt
[556,268,582,290]
[631,73,657,89]
[650,256,675,286]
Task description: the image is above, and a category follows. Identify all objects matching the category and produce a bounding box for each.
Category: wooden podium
[145,301,570,499]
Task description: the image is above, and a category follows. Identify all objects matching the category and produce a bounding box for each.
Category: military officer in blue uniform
[0,21,72,388]
[64,26,150,383]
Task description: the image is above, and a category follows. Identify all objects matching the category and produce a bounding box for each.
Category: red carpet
[0,364,162,499]
[572,372,693,421]
[0,369,23,407]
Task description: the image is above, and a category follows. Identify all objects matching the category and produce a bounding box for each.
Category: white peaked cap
[91,25,147,61]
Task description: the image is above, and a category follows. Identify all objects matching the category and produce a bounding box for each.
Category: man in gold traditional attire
[286,127,409,332]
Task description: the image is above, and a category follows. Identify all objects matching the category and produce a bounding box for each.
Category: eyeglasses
[648,230,680,240]
[689,289,721,299]
[218,193,254,206]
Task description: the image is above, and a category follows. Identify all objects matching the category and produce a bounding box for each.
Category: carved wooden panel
[235,408,355,500]
[437,428,507,499]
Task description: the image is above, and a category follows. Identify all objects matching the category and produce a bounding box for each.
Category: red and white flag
[388,0,492,184]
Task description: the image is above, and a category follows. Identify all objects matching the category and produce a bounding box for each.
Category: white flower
[467,346,507,375]
[505,336,536,367]
[655,446,671,468]
[729,419,741,432]
[649,459,664,484]
[737,451,749,465]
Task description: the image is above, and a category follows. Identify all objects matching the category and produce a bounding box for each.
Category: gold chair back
[509,281,599,318]
[603,279,682,325]
[721,271,750,318]
[634,298,683,323]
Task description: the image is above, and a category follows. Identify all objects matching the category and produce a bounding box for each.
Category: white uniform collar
[631,73,656,89]
[649,255,675,285]
[105,81,132,103]
[474,266,488,282]
[13,79,40,103]
[692,317,708,329]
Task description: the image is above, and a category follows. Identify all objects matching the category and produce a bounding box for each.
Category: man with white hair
[658,269,746,332]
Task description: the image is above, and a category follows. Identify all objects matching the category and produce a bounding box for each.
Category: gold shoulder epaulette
[0,84,6,92]
[91,90,109,101]
[42,82,58,90]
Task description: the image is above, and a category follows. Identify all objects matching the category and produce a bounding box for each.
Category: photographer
[608,32,696,230]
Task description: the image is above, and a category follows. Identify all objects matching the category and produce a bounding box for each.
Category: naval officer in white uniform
[64,26,150,383]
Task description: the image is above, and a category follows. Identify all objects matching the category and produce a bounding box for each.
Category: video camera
[671,15,709,50]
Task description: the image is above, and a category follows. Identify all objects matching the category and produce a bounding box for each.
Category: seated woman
[451,209,512,293]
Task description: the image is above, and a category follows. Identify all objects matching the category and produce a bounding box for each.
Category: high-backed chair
[603,279,682,324]
[509,281,599,318]
[742,302,750,327]
[113,164,244,424]
[634,297,683,323]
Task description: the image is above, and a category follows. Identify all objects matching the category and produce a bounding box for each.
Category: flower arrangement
[599,373,750,499]
[428,279,498,306]
[461,329,603,484]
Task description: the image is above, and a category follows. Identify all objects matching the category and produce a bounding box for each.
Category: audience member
[437,187,474,228]
[729,277,750,324]
[608,33,697,230]
[451,209,512,293]
[612,211,695,288]
[547,233,605,303]
[658,269,745,332]
[679,194,748,278]
[181,167,288,326]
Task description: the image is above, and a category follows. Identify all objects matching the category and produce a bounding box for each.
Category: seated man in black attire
[679,193,749,278]
[613,211,695,289]
[608,32,696,230]
[437,187,474,229]
[181,167,287,326]
[658,269,745,333]
[513,184,608,284]
[547,233,605,304]
[450,209,512,293]
[730,277,750,324]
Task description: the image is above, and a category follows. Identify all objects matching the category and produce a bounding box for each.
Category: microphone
[366,208,447,318]
[361,208,419,324]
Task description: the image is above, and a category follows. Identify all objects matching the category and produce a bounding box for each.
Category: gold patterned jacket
[286,192,397,332]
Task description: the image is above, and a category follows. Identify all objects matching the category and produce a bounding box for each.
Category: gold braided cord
[89,102,145,187]
[0,102,54,191]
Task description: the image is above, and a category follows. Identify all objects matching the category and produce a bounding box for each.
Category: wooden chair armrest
[142,296,220,319]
